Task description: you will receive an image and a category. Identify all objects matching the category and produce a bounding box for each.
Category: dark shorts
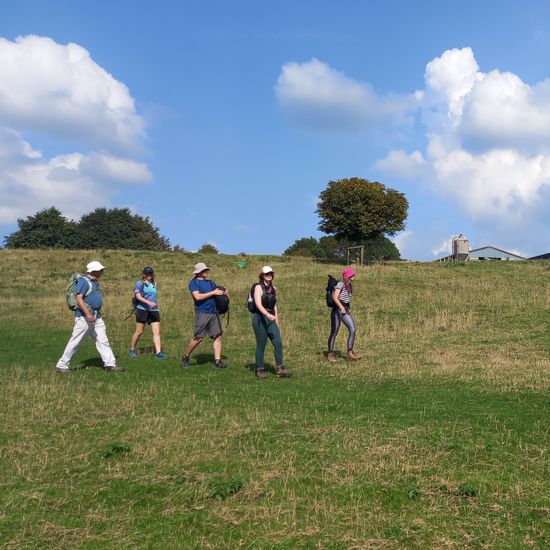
[194,312,222,339]
[136,309,161,324]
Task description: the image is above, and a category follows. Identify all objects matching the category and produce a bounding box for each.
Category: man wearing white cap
[180,262,231,370]
[55,261,124,373]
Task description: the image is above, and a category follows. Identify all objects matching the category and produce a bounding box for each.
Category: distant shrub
[198,243,219,254]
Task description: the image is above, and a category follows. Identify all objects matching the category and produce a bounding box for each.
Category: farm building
[529,252,550,260]
[468,246,526,261]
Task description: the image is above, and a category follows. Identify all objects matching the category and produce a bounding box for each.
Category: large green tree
[77,208,171,251]
[316,177,408,242]
[4,207,78,249]
[4,206,171,251]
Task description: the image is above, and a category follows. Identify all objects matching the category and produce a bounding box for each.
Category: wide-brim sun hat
[87,261,106,273]
[261,266,274,274]
[193,262,211,274]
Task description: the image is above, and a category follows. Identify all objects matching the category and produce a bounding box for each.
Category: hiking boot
[256,368,268,379]
[213,360,231,369]
[155,352,170,359]
[180,355,191,369]
[276,365,293,378]
[55,366,73,374]
[327,352,337,363]
[346,350,361,361]
[129,350,136,358]
[104,365,125,372]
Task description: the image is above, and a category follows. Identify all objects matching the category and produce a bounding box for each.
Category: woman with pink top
[327,268,361,362]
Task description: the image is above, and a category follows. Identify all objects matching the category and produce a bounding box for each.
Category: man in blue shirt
[180,262,231,369]
[56,261,124,373]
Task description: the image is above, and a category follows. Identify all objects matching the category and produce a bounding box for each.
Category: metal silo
[452,234,469,260]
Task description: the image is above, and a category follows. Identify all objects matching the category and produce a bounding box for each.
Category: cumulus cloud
[276,58,416,132]
[375,47,550,254]
[0,35,144,154]
[0,35,152,224]
[0,129,152,224]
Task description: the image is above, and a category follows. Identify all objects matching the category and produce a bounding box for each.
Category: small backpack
[325,275,339,308]
[212,284,230,315]
[66,272,93,311]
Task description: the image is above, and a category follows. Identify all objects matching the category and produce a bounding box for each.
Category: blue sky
[2,0,550,259]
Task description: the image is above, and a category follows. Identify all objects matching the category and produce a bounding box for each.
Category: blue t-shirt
[135,281,159,311]
[74,276,102,318]
[189,278,217,313]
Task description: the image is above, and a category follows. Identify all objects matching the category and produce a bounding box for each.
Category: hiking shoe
[129,350,136,358]
[276,365,293,378]
[180,355,190,369]
[155,352,170,359]
[55,366,73,374]
[327,352,337,363]
[213,360,231,369]
[256,368,268,379]
[346,350,361,361]
[104,365,125,372]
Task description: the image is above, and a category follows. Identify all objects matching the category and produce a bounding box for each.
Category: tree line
[3,207,172,251]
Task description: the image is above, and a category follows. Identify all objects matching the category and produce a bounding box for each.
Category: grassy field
[2,249,550,549]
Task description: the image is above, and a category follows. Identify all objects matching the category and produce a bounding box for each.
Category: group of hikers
[55,261,361,378]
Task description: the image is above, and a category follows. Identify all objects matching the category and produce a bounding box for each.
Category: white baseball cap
[193,262,211,274]
[87,261,106,273]
[261,266,274,274]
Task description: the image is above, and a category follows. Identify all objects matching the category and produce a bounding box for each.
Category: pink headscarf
[342,268,356,280]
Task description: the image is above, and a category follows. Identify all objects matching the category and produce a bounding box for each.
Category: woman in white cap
[129,266,169,359]
[251,266,292,379]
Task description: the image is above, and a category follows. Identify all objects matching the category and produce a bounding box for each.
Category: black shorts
[136,309,161,324]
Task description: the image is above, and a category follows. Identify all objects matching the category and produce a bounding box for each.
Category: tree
[198,243,219,254]
[363,234,401,261]
[283,237,325,258]
[4,207,78,249]
[316,178,408,242]
[77,208,171,251]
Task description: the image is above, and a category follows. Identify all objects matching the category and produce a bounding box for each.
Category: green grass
[2,250,550,548]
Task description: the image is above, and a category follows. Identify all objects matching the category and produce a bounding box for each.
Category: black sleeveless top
[261,284,277,314]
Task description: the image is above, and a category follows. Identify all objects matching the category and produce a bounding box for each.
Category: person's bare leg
[150,322,161,354]
[130,323,145,350]
[213,335,222,361]
[185,337,204,357]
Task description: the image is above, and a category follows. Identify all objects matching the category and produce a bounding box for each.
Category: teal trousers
[252,313,283,369]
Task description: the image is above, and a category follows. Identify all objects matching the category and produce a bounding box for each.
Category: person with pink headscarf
[327,268,361,362]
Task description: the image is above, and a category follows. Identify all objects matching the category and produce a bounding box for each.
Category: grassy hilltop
[1,249,550,549]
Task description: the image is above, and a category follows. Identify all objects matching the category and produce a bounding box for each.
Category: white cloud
[234,224,254,233]
[375,149,426,179]
[431,236,454,256]
[276,58,415,132]
[0,36,153,224]
[376,46,550,250]
[0,128,151,224]
[0,35,144,154]
[391,230,413,254]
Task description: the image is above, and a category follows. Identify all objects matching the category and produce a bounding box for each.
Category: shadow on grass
[244,362,276,375]
[74,357,104,370]
[193,353,229,366]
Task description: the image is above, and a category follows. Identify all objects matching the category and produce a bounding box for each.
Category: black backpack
[213,284,230,315]
[247,283,268,314]
[326,275,339,308]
